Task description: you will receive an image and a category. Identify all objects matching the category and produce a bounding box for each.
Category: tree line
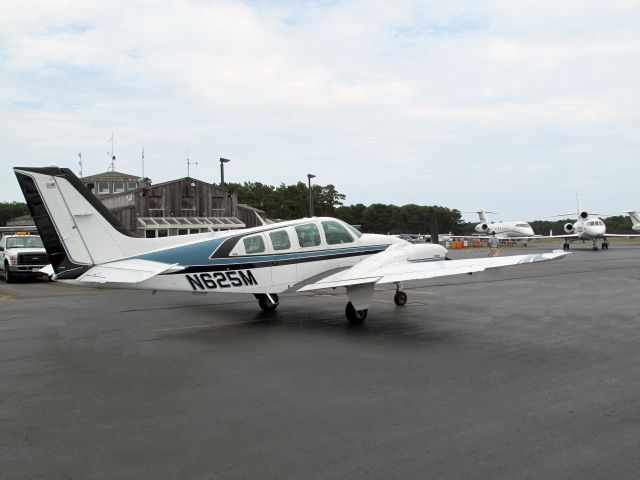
[0,202,28,227]
[2,188,638,235]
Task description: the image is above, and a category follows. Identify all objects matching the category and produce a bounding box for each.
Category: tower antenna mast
[107,132,116,172]
[186,145,197,178]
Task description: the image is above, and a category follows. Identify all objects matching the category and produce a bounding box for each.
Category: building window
[113,181,125,193]
[127,182,137,191]
[145,230,156,238]
[157,229,168,237]
[98,182,110,194]
[86,182,95,193]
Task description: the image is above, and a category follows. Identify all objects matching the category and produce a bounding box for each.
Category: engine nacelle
[579,211,588,219]
[475,223,489,233]
[347,242,448,275]
[564,223,574,233]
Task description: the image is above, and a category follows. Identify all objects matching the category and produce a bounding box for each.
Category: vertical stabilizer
[14,167,143,278]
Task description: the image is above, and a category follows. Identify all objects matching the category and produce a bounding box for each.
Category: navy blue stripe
[165,246,388,274]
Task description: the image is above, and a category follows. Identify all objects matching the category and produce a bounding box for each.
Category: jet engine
[579,211,588,219]
[564,223,574,233]
[475,223,489,233]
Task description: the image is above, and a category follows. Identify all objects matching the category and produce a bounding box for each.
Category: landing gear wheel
[394,291,408,306]
[256,294,279,312]
[345,302,368,324]
[4,264,13,283]
[592,245,598,251]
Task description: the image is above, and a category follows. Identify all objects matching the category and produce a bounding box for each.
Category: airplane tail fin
[624,209,640,225]
[14,166,143,279]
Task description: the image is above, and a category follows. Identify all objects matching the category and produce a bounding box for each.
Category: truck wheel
[4,263,13,283]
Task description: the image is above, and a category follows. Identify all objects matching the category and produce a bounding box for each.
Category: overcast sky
[1,0,639,222]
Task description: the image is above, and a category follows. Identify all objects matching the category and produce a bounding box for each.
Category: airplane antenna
[78,152,82,178]
[186,145,197,178]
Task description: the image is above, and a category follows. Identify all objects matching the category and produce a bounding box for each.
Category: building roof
[82,170,144,181]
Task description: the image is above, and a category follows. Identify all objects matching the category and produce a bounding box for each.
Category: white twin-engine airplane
[15,167,570,324]
[551,201,640,251]
[470,209,536,238]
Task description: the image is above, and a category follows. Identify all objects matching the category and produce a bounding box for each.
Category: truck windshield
[6,236,44,248]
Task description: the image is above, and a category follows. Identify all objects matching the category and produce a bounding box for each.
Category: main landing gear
[345,283,408,325]
[563,239,571,251]
[393,283,407,306]
[345,302,368,324]
[255,293,279,312]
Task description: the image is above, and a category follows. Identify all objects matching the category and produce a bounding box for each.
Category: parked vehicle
[0,233,49,283]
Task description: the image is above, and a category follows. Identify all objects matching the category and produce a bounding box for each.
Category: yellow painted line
[0,294,15,301]
[158,318,265,332]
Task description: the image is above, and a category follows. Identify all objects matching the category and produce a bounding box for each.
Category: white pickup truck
[0,234,49,283]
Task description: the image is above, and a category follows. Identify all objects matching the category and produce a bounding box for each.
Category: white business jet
[550,199,640,251]
[469,209,535,238]
[14,167,568,324]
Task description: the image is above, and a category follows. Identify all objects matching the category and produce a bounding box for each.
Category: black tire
[4,263,13,283]
[394,291,408,306]
[345,301,367,324]
[257,294,279,312]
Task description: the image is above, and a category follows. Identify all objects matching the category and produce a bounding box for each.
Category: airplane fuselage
[475,221,534,238]
[569,217,607,240]
[64,218,406,294]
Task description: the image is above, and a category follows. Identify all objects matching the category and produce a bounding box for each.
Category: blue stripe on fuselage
[132,240,389,267]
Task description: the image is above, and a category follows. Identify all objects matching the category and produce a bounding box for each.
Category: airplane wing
[603,233,640,238]
[77,259,184,284]
[298,250,569,291]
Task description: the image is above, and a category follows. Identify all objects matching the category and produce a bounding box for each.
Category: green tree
[0,202,28,226]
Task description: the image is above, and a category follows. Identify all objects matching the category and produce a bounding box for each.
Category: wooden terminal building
[81,171,265,237]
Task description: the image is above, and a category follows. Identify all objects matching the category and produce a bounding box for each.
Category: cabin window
[269,230,291,251]
[113,181,125,193]
[322,221,354,245]
[98,182,110,194]
[243,235,266,254]
[295,223,321,248]
[127,182,137,191]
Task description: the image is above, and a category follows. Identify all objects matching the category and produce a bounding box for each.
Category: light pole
[307,173,316,217]
[220,157,231,186]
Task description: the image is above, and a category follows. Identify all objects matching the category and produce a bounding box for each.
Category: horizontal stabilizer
[78,259,183,284]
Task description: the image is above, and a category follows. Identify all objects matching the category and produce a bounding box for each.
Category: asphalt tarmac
[2,243,640,479]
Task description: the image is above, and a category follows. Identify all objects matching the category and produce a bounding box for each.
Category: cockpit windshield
[344,223,363,238]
